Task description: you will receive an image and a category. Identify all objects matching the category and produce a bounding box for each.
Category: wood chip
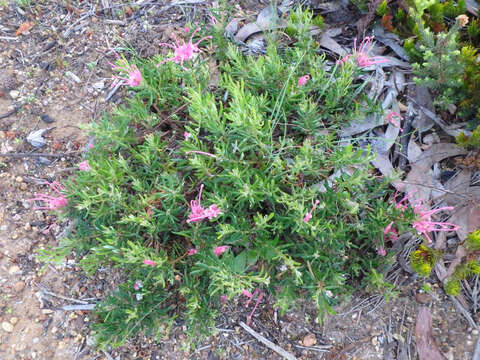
[415,307,445,360]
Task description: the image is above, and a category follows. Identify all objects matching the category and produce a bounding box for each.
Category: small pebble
[302,333,317,347]
[415,293,432,304]
[2,321,14,332]
[40,114,55,124]
[9,90,19,99]
[10,317,18,325]
[14,281,25,292]
[8,265,20,274]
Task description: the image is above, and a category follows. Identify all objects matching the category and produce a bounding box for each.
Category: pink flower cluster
[298,75,310,87]
[214,245,228,256]
[158,27,212,70]
[412,204,459,243]
[390,191,459,243]
[28,181,68,212]
[187,184,220,223]
[78,160,91,172]
[386,111,403,131]
[303,200,320,223]
[337,36,388,68]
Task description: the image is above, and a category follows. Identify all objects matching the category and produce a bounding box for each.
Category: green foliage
[410,11,465,110]
[376,0,389,17]
[466,229,480,250]
[457,125,480,148]
[410,244,442,277]
[44,9,410,347]
[445,278,461,296]
[443,229,480,297]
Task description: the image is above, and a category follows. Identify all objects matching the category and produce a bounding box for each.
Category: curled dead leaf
[16,22,34,36]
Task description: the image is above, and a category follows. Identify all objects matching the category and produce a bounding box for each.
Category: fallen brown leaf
[16,22,34,36]
[415,307,445,360]
[402,143,467,204]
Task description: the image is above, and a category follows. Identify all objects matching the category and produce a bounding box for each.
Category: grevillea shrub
[40,10,412,347]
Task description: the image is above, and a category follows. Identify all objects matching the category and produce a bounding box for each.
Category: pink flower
[187,184,221,223]
[220,294,228,303]
[158,27,212,70]
[133,280,143,290]
[184,131,192,140]
[187,248,198,256]
[204,204,220,219]
[214,245,228,256]
[78,160,91,172]
[243,289,263,325]
[109,53,143,87]
[386,111,403,131]
[298,75,310,87]
[377,246,386,256]
[392,190,413,212]
[303,200,320,223]
[383,221,399,241]
[143,259,156,266]
[337,36,388,68]
[28,181,68,211]
[88,143,94,149]
[412,204,459,243]
[243,289,253,299]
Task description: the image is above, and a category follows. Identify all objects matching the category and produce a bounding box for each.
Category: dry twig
[450,296,478,329]
[239,321,297,360]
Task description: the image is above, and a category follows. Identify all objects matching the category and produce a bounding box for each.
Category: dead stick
[450,296,478,329]
[0,105,21,119]
[473,332,480,360]
[238,321,297,360]
[0,152,77,158]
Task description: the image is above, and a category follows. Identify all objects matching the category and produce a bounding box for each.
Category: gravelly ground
[0,1,477,359]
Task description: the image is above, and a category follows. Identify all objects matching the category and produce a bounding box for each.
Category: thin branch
[39,288,90,305]
[59,304,96,311]
[450,296,478,329]
[239,321,297,360]
[0,151,78,158]
[473,331,480,360]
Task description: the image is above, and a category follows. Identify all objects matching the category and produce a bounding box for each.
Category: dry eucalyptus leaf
[466,0,478,16]
[449,202,480,241]
[402,143,467,204]
[372,25,409,61]
[340,114,383,137]
[27,128,53,148]
[445,245,467,280]
[318,32,346,57]
[407,139,423,163]
[411,85,435,132]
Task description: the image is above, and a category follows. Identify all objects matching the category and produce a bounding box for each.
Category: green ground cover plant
[373,0,480,132]
[37,8,416,348]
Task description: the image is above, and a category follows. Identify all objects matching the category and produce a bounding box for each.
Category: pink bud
[187,248,198,256]
[78,160,91,172]
[243,289,253,298]
[143,259,156,266]
[298,75,310,87]
[214,246,228,257]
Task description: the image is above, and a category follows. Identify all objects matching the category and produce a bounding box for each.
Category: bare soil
[0,1,476,359]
